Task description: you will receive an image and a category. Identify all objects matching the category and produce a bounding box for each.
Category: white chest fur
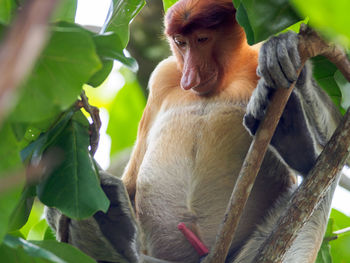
[135,101,255,261]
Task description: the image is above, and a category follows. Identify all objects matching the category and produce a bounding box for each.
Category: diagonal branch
[256,107,350,262]
[0,0,60,128]
[203,25,350,263]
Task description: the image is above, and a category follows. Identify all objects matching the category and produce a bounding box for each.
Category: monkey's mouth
[191,74,218,95]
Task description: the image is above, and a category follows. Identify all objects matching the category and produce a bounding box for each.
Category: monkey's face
[171,28,220,96]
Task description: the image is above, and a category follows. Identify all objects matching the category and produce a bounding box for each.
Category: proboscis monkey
[46,0,341,262]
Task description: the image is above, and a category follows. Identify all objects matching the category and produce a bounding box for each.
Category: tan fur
[121,1,331,262]
[121,48,295,261]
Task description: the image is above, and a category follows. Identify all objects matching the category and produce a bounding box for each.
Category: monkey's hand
[45,170,140,263]
[244,31,309,135]
[243,31,317,175]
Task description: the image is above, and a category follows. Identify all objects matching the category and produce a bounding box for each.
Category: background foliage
[0,0,349,262]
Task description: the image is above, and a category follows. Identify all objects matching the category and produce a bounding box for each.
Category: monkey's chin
[191,76,218,96]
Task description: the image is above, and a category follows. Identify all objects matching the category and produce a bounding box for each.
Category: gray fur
[241,31,340,262]
[45,171,140,263]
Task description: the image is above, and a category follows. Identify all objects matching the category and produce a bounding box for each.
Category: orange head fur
[164,0,253,96]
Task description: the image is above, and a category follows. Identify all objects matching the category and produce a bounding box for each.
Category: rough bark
[256,107,350,262]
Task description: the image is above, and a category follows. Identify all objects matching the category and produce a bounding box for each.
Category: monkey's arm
[122,58,175,199]
[45,170,140,263]
[243,31,341,175]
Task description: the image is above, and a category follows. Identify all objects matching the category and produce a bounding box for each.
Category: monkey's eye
[174,36,186,47]
[197,37,208,43]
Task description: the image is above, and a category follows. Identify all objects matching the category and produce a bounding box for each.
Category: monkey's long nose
[181,67,201,90]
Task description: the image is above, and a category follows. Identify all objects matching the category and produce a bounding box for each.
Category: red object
[177,222,209,257]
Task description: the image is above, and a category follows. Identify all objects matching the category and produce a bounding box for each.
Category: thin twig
[76,90,101,156]
[0,0,60,128]
[204,26,350,263]
[333,226,350,235]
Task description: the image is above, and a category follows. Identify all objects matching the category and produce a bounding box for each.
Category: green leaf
[37,111,109,219]
[329,209,350,263]
[93,33,138,71]
[1,235,95,263]
[20,108,75,163]
[46,22,138,87]
[316,243,333,263]
[51,0,77,23]
[107,68,146,156]
[88,60,114,87]
[31,240,96,263]
[1,235,64,263]
[88,32,138,87]
[7,185,35,232]
[0,122,22,173]
[43,227,56,241]
[27,219,50,241]
[235,0,301,44]
[0,187,21,243]
[0,122,23,242]
[102,0,145,48]
[235,3,254,44]
[311,56,343,112]
[292,0,350,48]
[162,0,178,12]
[325,218,335,238]
[334,70,350,110]
[10,25,102,123]
[0,0,17,24]
[17,201,44,239]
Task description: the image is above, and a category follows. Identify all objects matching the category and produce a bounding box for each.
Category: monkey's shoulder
[148,56,181,93]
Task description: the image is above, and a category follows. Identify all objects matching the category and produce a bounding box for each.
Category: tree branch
[203,26,350,263]
[0,0,60,128]
[256,107,350,262]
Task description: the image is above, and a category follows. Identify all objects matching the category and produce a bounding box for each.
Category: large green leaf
[329,209,350,263]
[7,185,35,232]
[52,22,138,87]
[31,240,96,263]
[10,25,102,123]
[0,187,22,243]
[8,110,75,233]
[88,32,138,87]
[234,0,301,45]
[102,0,145,48]
[27,219,50,241]
[0,0,16,24]
[292,0,350,48]
[0,0,77,24]
[93,33,138,71]
[311,56,344,112]
[0,122,23,242]
[334,70,350,110]
[1,235,95,263]
[37,111,109,219]
[51,0,77,23]
[16,201,44,239]
[162,0,178,12]
[107,68,146,156]
[0,122,21,173]
[316,243,332,263]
